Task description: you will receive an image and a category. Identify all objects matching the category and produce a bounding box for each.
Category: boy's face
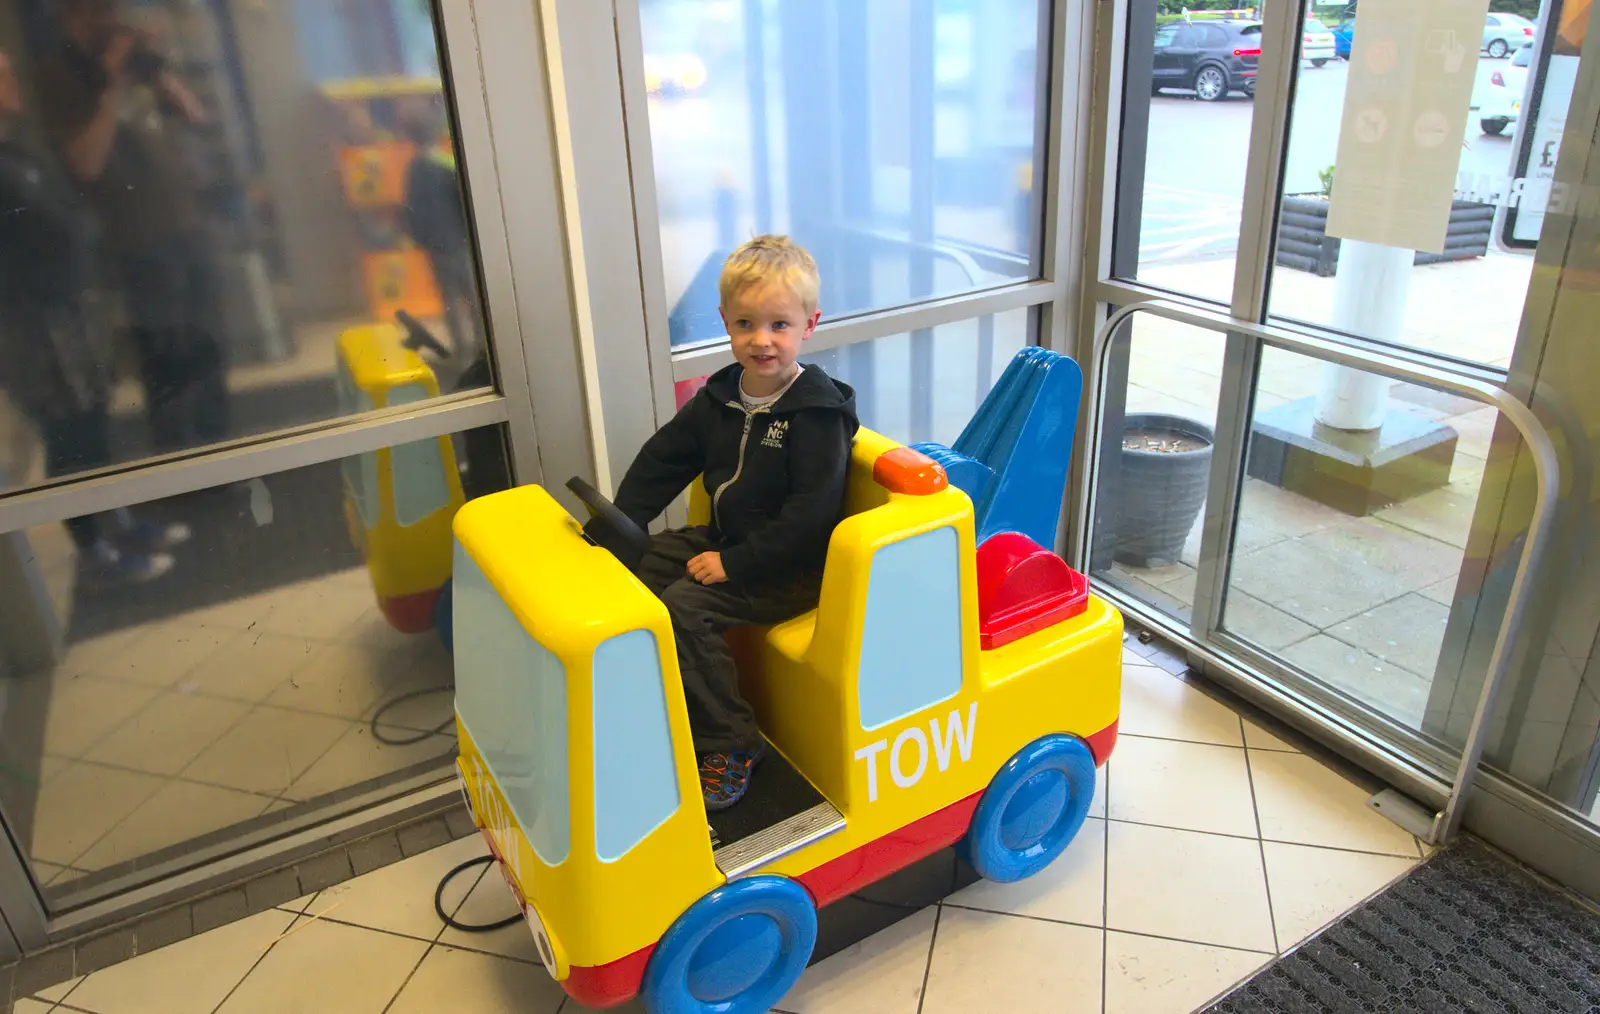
[721,281,819,391]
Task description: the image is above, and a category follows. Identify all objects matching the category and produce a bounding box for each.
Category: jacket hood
[702,362,858,421]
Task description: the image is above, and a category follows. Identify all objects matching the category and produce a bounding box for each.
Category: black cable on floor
[370,686,456,746]
[435,855,523,932]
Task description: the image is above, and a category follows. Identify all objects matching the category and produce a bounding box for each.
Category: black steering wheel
[395,309,452,360]
[565,477,652,571]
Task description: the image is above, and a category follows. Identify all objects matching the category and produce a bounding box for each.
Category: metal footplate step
[713,802,846,880]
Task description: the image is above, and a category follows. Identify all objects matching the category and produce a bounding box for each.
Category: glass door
[1079,0,1600,892]
[0,0,585,946]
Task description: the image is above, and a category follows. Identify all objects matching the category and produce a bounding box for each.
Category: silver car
[1483,11,1536,58]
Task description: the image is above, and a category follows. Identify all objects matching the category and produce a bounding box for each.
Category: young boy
[613,235,859,811]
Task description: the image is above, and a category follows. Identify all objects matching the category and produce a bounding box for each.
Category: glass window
[0,0,491,499]
[859,527,964,731]
[592,629,681,862]
[336,364,381,530]
[798,308,1032,447]
[1088,313,1226,626]
[0,423,510,908]
[386,385,453,528]
[1221,350,1493,733]
[454,543,570,866]
[1267,5,1547,368]
[1115,9,1255,303]
[639,0,1047,348]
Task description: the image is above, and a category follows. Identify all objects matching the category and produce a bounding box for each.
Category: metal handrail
[1080,300,1561,845]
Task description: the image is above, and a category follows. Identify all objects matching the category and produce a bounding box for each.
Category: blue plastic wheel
[433,580,454,655]
[640,876,817,1014]
[960,734,1097,883]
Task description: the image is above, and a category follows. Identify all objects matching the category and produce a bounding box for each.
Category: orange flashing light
[872,447,949,495]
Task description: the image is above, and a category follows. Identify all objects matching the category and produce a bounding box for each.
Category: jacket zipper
[712,402,759,530]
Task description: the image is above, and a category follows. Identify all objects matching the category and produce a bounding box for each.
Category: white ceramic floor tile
[263,642,409,720]
[26,861,69,888]
[1108,736,1259,838]
[364,664,456,736]
[63,908,297,1014]
[280,726,455,803]
[386,945,566,1014]
[437,858,540,961]
[781,906,937,1014]
[102,622,234,690]
[313,833,489,942]
[178,707,350,796]
[74,780,272,871]
[252,578,375,642]
[920,907,1102,1014]
[945,817,1105,926]
[33,976,83,1002]
[1103,931,1269,1014]
[185,630,314,703]
[29,762,167,867]
[1242,720,1299,753]
[1120,664,1245,747]
[1089,764,1107,819]
[1106,821,1276,953]
[84,692,251,776]
[1248,751,1419,858]
[1263,841,1418,950]
[57,627,148,678]
[215,917,427,1014]
[42,677,159,759]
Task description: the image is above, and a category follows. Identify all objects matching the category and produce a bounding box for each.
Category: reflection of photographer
[35,0,229,455]
[0,47,184,584]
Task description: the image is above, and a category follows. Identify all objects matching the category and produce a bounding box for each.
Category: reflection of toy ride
[324,75,452,321]
[336,318,464,644]
[452,349,1120,1013]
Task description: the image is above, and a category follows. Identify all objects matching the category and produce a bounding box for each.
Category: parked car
[1479,43,1533,134]
[1331,19,1355,59]
[1483,11,1536,58]
[1151,19,1262,102]
[1302,19,1337,66]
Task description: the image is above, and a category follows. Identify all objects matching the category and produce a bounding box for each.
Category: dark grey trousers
[632,528,821,754]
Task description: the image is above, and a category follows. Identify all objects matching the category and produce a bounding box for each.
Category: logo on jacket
[761,419,789,449]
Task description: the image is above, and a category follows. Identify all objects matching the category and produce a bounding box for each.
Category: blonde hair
[719,235,820,317]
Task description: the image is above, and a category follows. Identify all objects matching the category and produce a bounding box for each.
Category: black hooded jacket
[614,363,859,587]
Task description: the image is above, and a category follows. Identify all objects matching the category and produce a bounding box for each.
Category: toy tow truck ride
[452,349,1122,1013]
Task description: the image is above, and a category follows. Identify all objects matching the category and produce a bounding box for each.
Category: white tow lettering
[856,703,979,802]
[890,727,929,788]
[932,701,978,771]
[854,740,888,803]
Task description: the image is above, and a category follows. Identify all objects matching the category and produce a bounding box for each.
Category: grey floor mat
[1205,836,1600,1013]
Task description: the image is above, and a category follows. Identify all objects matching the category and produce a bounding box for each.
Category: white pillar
[1314,238,1414,431]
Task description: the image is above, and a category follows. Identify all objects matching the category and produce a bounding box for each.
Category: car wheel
[1488,38,1509,58]
[641,876,817,1014]
[1481,117,1510,136]
[1193,65,1227,102]
[959,734,1097,883]
[1312,58,1329,67]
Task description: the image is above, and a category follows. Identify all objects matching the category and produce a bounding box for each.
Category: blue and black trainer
[700,743,766,812]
